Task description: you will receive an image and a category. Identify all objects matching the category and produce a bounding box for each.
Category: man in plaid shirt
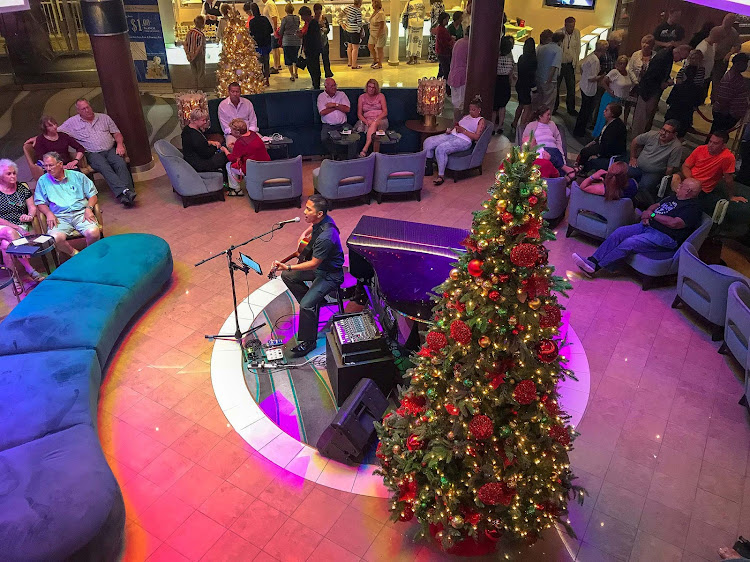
[711,53,749,135]
[184,16,207,89]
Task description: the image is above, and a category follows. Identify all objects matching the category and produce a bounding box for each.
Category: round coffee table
[406,117,454,144]
[331,132,362,160]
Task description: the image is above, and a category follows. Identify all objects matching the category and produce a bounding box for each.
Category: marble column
[80,0,152,169]
[464,0,503,119]
[388,0,401,65]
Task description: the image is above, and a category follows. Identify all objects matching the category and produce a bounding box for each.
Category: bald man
[317,78,350,155]
[573,178,703,276]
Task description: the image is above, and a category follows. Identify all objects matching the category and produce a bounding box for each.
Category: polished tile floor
[1,101,749,562]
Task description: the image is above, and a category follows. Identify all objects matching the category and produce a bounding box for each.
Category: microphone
[276,217,301,226]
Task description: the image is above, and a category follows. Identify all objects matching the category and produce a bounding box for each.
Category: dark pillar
[81,0,152,169]
[464,0,503,119]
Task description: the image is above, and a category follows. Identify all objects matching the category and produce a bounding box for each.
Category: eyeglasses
[660,128,675,135]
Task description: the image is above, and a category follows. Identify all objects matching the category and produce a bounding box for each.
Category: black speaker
[316,378,388,465]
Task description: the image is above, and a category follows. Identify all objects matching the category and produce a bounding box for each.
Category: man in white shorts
[35,151,100,257]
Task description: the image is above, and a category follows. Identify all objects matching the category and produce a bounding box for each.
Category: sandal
[28,270,46,283]
[433,176,445,186]
[352,65,362,69]
[227,188,244,197]
[290,76,295,81]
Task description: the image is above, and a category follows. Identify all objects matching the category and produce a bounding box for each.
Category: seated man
[572,177,703,277]
[218,82,258,149]
[34,151,100,257]
[678,130,748,217]
[59,98,135,207]
[628,119,682,201]
[317,78,351,155]
[271,194,344,357]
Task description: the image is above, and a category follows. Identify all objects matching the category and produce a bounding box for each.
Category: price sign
[125,0,170,83]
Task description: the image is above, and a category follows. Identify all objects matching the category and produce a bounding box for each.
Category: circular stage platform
[211,279,591,498]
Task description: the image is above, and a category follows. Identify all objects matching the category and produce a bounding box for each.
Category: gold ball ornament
[508,316,517,325]
[477,239,489,250]
[479,336,491,348]
[392,445,401,454]
[533,186,543,195]
[496,200,507,211]
[451,515,464,528]
[491,275,499,284]
[528,298,542,310]
[449,268,460,281]
[497,235,506,244]
[482,280,493,289]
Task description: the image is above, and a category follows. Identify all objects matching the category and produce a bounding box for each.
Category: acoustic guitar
[268,227,312,279]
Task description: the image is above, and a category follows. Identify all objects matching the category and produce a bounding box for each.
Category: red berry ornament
[513,379,537,405]
[468,259,484,277]
[477,482,515,506]
[540,305,562,328]
[510,243,539,268]
[407,434,425,451]
[488,290,500,301]
[426,331,448,351]
[445,403,459,415]
[399,506,415,521]
[450,319,472,344]
[469,414,494,440]
[549,425,571,446]
[537,339,559,363]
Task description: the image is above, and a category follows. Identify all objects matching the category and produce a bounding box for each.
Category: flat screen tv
[544,0,596,10]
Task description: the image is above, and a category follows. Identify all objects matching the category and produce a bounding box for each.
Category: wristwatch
[287,264,292,271]
[87,205,95,211]
[650,212,656,218]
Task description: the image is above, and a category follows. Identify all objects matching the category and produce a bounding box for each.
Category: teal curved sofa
[0,233,173,561]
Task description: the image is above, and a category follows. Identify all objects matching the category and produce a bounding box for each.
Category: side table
[405,117,454,145]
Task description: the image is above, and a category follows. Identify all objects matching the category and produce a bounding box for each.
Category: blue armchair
[720,282,750,363]
[244,155,303,212]
[543,177,569,225]
[566,181,637,241]
[672,243,750,340]
[373,151,427,203]
[313,154,375,207]
[154,140,224,208]
[446,120,493,182]
[626,214,713,290]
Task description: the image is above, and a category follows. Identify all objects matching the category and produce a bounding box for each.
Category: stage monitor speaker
[316,378,388,465]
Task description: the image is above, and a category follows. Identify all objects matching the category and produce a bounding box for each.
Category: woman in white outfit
[402,0,426,64]
[423,95,486,185]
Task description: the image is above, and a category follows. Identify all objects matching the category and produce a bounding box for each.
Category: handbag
[296,45,307,70]
[733,537,750,559]
[402,12,409,29]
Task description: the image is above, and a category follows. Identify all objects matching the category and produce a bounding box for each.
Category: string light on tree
[375,133,585,555]
[215,7,266,96]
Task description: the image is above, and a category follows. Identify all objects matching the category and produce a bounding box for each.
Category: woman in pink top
[447,35,469,122]
[355,78,388,157]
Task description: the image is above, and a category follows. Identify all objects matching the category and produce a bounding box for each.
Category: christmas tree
[375,135,584,553]
[215,9,266,96]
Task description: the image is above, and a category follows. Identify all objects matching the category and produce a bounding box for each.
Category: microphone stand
[195,222,288,345]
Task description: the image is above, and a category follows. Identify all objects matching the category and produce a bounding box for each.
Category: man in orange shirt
[678,131,748,219]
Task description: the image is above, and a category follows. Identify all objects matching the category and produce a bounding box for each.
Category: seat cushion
[0,280,131,364]
[0,349,100,452]
[49,233,172,290]
[0,425,125,561]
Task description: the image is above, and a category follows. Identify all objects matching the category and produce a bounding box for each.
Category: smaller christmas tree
[215,9,266,96]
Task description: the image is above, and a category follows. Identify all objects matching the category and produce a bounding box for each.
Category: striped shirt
[59,113,120,153]
[496,53,514,76]
[343,5,362,33]
[184,27,206,63]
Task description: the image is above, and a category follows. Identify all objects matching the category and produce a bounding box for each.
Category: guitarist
[270,194,344,356]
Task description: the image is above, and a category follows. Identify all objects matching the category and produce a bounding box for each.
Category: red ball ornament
[445,403,459,415]
[467,259,484,277]
[426,331,448,351]
[488,290,500,301]
[407,434,425,451]
[398,478,417,501]
[528,195,538,205]
[469,414,494,440]
[399,506,415,521]
[501,211,514,224]
[477,482,515,506]
[510,243,539,268]
[513,379,537,405]
[549,425,571,446]
[537,339,559,363]
[450,319,472,345]
[540,305,562,328]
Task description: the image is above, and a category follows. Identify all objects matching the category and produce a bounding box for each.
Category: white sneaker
[572,253,596,277]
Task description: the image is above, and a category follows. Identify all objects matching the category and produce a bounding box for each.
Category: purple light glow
[683,0,750,16]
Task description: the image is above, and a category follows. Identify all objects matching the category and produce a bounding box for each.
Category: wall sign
[125,0,170,82]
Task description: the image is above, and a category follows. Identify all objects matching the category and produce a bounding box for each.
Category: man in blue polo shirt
[35,151,100,257]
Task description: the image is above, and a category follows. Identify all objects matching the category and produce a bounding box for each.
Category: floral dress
[428,1,444,62]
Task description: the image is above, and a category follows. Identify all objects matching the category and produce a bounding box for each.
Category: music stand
[195,223,287,346]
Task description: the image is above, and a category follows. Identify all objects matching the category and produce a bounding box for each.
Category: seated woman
[225,118,270,196]
[0,159,44,283]
[181,108,230,181]
[25,115,85,173]
[355,79,388,157]
[579,161,638,200]
[424,94,486,185]
[576,102,627,173]
[522,105,576,180]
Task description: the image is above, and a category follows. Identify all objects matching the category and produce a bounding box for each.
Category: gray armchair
[543,177,569,226]
[626,214,712,290]
[720,282,750,365]
[566,181,636,241]
[154,140,224,208]
[672,243,750,340]
[373,151,427,203]
[244,155,303,212]
[446,120,493,182]
[313,154,375,208]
